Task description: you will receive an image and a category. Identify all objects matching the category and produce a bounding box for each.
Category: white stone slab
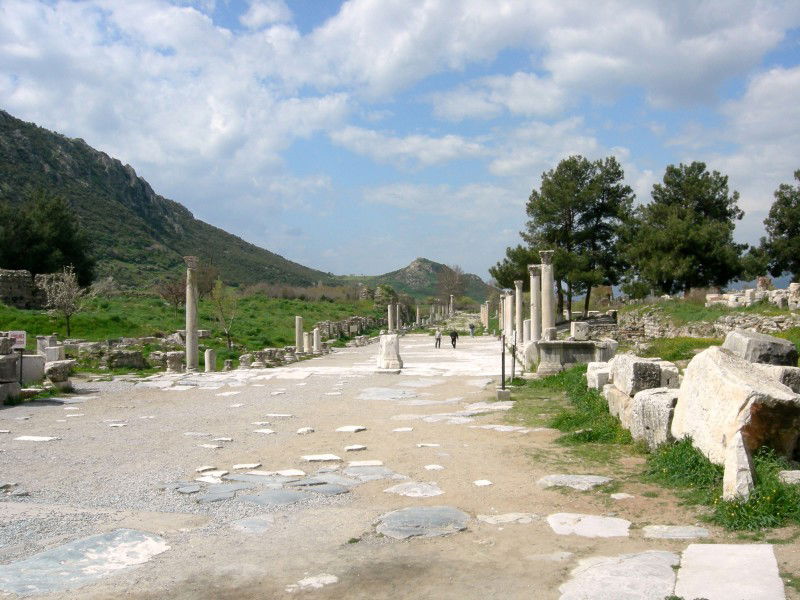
[547,513,631,538]
[296,427,315,435]
[195,475,222,484]
[302,454,342,462]
[473,479,492,487]
[203,470,228,478]
[212,437,232,442]
[247,469,306,477]
[216,391,240,397]
[251,421,271,426]
[384,481,444,498]
[253,429,276,435]
[198,444,222,449]
[336,425,366,433]
[537,474,611,491]
[478,513,537,524]
[424,464,444,471]
[232,463,261,470]
[269,391,286,396]
[265,413,293,418]
[285,573,338,592]
[228,403,244,408]
[393,427,413,432]
[674,544,784,600]
[109,423,127,428]
[559,550,679,600]
[344,445,366,451]
[464,401,513,412]
[642,525,709,539]
[610,493,634,500]
[324,392,342,396]
[13,436,59,442]
[195,465,216,473]
[416,443,440,448]
[348,460,383,467]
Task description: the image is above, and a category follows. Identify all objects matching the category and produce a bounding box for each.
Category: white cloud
[240,0,292,29]
[330,126,484,167]
[432,71,565,120]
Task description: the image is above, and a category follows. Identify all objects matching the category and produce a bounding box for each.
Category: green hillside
[343,258,495,303]
[0,110,335,288]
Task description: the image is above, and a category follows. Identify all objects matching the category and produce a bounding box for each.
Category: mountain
[344,258,496,303]
[0,110,335,288]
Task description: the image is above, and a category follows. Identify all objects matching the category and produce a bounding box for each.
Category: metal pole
[501,335,506,390]
[511,343,516,383]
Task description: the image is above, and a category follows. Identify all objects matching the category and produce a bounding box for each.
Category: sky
[1,1,799,281]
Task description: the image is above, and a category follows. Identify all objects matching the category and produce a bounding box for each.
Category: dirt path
[1,334,797,599]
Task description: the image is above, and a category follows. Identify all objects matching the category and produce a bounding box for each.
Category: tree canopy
[519,155,634,314]
[761,169,800,281]
[0,188,95,285]
[624,162,745,294]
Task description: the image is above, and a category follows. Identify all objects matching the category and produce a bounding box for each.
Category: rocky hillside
[0,110,335,288]
[347,258,495,302]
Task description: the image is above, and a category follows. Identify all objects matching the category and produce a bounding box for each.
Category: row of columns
[294,316,322,355]
[497,249,556,347]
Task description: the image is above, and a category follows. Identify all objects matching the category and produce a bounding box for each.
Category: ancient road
[0,334,793,599]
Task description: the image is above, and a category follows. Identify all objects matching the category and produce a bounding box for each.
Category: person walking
[469,323,475,337]
[450,329,459,349]
[434,329,442,349]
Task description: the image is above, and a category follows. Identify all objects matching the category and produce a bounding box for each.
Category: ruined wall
[0,269,44,309]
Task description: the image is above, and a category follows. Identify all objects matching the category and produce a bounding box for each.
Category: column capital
[514,279,524,290]
[184,255,199,270]
[528,264,541,276]
[538,250,554,265]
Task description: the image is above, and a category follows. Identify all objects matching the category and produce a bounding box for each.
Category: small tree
[437,265,467,300]
[210,278,238,350]
[155,276,185,317]
[762,169,800,281]
[38,265,86,337]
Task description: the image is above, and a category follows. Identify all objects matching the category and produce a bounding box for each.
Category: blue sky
[1,1,799,280]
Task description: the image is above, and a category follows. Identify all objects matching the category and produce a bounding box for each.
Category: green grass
[645,439,800,530]
[639,337,722,361]
[620,297,794,326]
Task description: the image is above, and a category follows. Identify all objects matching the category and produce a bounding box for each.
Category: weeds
[639,337,721,362]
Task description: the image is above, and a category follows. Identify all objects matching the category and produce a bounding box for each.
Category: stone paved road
[0,334,796,599]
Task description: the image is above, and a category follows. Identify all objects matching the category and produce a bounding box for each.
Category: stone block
[0,381,21,404]
[165,351,184,373]
[496,388,511,401]
[542,327,556,341]
[204,349,216,372]
[722,431,754,501]
[20,354,45,385]
[570,321,590,341]
[0,337,13,354]
[376,334,402,370]
[586,362,610,390]
[754,364,800,393]
[44,359,75,383]
[655,360,680,388]
[43,346,65,362]
[722,328,798,366]
[610,354,662,396]
[106,350,147,370]
[603,384,634,430]
[223,359,233,371]
[0,354,19,383]
[629,387,678,450]
[671,346,800,468]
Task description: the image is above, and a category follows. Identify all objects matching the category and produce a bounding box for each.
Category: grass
[645,439,800,530]
[639,337,721,361]
[619,297,794,326]
[0,293,384,356]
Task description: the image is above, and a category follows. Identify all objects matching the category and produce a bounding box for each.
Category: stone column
[313,328,321,354]
[204,348,216,372]
[540,250,556,331]
[416,305,420,326]
[498,296,504,332]
[514,280,524,343]
[387,304,395,332]
[528,264,542,343]
[449,295,454,316]
[295,316,304,354]
[184,256,199,372]
[395,304,401,329]
[504,292,514,341]
[304,332,313,355]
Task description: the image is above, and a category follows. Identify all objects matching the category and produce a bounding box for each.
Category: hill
[0,110,335,288]
[343,258,495,303]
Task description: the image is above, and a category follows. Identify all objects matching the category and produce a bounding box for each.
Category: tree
[210,278,238,350]
[0,189,95,285]
[488,245,540,290]
[196,264,220,299]
[155,276,185,317]
[624,162,745,294]
[521,155,634,316]
[761,170,800,281]
[37,266,86,337]
[436,265,467,300]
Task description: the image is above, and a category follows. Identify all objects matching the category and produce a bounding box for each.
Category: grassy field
[0,293,384,360]
[619,297,792,325]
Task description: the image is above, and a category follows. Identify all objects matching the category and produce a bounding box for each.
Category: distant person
[469,323,475,337]
[450,329,459,348]
[434,329,442,348]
